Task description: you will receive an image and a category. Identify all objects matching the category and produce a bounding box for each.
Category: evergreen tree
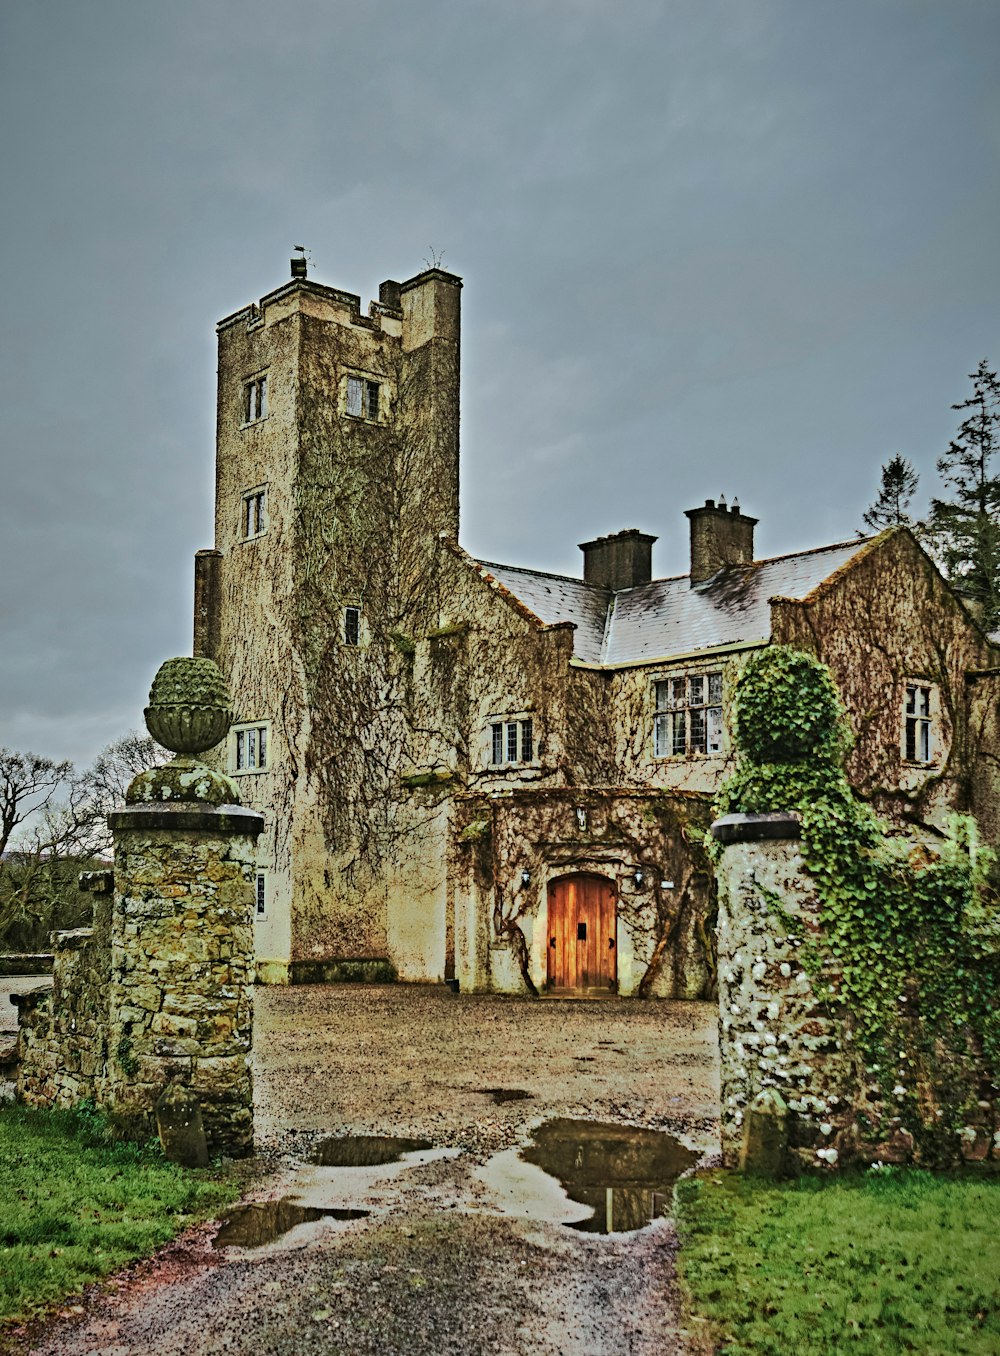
[862,454,919,533]
[928,359,1000,632]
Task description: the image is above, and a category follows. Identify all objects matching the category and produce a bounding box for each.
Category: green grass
[0,1102,239,1326]
[675,1167,1000,1356]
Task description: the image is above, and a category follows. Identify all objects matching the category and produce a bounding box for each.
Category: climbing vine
[714,646,999,1154]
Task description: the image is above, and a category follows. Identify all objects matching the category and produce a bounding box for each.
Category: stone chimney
[685,499,757,584]
[579,529,657,591]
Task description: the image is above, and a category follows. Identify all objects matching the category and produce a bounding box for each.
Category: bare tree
[0,748,72,860]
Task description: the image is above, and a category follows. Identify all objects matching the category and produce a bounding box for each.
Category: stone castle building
[193,256,1000,996]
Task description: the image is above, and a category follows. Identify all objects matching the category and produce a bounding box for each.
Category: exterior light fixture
[575,807,588,830]
[521,869,531,887]
[633,869,645,888]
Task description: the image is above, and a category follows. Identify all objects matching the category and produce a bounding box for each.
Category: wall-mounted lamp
[633,869,645,888]
[575,807,588,831]
[520,868,531,887]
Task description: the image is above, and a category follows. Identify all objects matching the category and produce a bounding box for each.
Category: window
[241,488,267,540]
[255,871,267,918]
[243,374,267,424]
[654,672,723,757]
[233,722,269,774]
[344,606,361,646]
[345,375,380,421]
[491,718,534,765]
[904,683,933,763]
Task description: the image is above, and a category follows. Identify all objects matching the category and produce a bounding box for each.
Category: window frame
[653,670,724,759]
[254,870,268,919]
[240,486,268,541]
[344,372,382,422]
[488,715,536,768]
[902,681,936,765]
[232,720,271,775]
[242,373,268,426]
[344,605,361,647]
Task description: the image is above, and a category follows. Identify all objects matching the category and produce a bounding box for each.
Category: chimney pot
[684,499,757,584]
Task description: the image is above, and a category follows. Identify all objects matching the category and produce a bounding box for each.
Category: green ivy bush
[714,646,999,1160]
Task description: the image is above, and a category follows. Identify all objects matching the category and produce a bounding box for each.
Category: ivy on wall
[713,646,999,1157]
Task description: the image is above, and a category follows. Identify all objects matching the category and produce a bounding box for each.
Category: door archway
[546,873,617,994]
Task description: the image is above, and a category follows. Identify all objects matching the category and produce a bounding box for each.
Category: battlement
[217,267,462,339]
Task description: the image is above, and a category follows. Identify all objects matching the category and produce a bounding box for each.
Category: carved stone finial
[144,657,232,756]
[127,657,240,807]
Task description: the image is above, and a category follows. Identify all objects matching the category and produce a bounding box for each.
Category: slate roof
[477,539,871,667]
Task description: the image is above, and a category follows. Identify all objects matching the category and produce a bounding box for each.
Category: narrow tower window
[344,606,361,646]
[233,722,269,773]
[243,375,267,424]
[241,488,267,539]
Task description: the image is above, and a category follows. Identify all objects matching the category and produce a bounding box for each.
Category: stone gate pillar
[711,812,855,1172]
[106,658,263,1156]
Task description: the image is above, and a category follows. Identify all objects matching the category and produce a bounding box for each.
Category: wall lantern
[520,868,531,887]
[575,807,588,831]
[633,869,645,888]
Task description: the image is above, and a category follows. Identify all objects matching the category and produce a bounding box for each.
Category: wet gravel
[6,984,720,1356]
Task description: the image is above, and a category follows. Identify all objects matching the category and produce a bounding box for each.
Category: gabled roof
[475,562,611,662]
[478,539,874,667]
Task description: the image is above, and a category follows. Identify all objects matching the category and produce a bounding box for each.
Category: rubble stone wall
[15,810,260,1156]
[15,894,111,1109]
[715,820,1000,1171]
[106,814,259,1153]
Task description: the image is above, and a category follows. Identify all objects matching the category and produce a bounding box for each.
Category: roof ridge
[475,559,610,591]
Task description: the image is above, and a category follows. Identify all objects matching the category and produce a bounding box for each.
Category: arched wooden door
[546,874,617,994]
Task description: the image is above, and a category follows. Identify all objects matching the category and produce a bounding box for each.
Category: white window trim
[231,720,272,775]
[240,485,268,541]
[902,680,937,766]
[486,714,537,768]
[241,372,269,426]
[653,670,724,759]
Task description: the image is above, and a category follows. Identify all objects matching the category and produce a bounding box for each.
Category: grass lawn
[675,1167,1000,1355]
[0,1101,239,1327]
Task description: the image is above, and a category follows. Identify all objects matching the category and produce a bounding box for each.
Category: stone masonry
[713,811,1000,1172]
[16,658,263,1155]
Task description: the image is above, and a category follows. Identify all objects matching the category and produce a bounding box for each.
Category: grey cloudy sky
[1,0,997,769]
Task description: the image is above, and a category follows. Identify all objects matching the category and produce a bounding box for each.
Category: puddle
[514,1118,698,1234]
[479,1087,534,1104]
[212,1199,368,1249]
[310,1134,433,1166]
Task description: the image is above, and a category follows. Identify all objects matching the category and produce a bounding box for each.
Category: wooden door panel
[547,874,617,992]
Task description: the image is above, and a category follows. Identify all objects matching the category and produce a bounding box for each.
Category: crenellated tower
[195,258,462,981]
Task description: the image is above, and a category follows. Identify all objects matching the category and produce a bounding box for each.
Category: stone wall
[15,883,111,1108]
[105,807,261,1153]
[15,813,260,1155]
[714,814,1000,1171]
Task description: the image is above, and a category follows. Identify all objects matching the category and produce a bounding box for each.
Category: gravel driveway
[9,984,720,1356]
